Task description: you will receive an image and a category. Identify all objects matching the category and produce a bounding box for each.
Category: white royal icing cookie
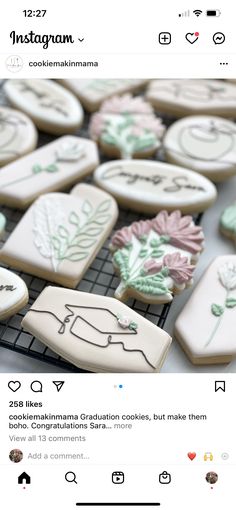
[163,116,236,182]
[89,94,165,159]
[0,184,118,288]
[0,213,6,239]
[109,211,204,304]
[146,80,236,117]
[0,268,29,321]
[59,79,148,112]
[175,255,236,364]
[4,79,84,135]
[0,136,99,208]
[0,106,37,166]
[94,159,217,214]
[21,287,172,372]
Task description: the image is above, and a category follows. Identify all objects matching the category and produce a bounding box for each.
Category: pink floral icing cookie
[110,210,204,304]
[89,94,165,159]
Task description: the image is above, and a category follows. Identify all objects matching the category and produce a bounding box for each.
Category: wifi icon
[193,9,203,16]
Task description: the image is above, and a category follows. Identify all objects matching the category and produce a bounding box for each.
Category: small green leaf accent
[82,200,93,216]
[129,321,138,331]
[46,164,58,173]
[139,248,148,258]
[96,200,111,213]
[113,250,130,282]
[51,236,61,250]
[69,211,80,226]
[225,297,236,308]
[151,249,164,258]
[32,164,42,174]
[75,238,96,249]
[65,252,88,261]
[129,276,169,296]
[139,235,148,244]
[91,214,110,226]
[58,226,69,239]
[211,304,224,317]
[150,239,160,248]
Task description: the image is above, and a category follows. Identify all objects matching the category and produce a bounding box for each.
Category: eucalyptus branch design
[0,141,85,190]
[33,196,112,272]
[205,262,236,347]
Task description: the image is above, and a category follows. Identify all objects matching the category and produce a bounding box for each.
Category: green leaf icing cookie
[220,202,236,241]
[110,210,204,304]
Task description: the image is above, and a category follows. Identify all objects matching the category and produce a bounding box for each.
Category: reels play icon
[112,471,124,484]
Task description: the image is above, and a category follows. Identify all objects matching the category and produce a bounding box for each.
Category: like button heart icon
[185,32,199,44]
[188,452,197,461]
[8,380,21,392]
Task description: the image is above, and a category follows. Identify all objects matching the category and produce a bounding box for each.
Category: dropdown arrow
[78,38,85,42]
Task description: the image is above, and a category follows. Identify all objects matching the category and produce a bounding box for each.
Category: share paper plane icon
[52,381,65,392]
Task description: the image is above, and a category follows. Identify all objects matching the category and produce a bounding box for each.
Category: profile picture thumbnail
[9,449,23,463]
[205,471,218,484]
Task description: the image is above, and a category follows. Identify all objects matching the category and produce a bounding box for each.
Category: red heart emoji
[188,452,196,461]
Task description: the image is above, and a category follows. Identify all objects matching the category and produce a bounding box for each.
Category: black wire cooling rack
[0,81,201,372]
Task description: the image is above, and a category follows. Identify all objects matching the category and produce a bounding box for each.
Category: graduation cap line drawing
[28,304,156,369]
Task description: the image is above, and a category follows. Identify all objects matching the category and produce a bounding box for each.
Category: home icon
[18,472,31,484]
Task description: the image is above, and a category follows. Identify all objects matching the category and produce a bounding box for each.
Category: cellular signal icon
[179,10,190,17]
[193,9,203,16]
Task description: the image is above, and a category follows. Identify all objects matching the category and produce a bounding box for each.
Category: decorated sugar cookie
[0,184,118,288]
[59,79,148,112]
[22,287,172,372]
[0,106,37,167]
[220,202,236,242]
[0,268,29,321]
[89,94,165,159]
[94,160,217,214]
[4,79,84,135]
[0,136,99,209]
[164,116,236,182]
[175,256,236,364]
[0,213,6,239]
[146,80,236,117]
[110,211,204,304]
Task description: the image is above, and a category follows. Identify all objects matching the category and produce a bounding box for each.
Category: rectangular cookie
[21,287,172,373]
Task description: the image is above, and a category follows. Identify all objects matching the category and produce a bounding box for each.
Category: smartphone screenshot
[0,1,235,508]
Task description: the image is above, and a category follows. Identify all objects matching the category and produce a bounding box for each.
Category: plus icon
[159,32,172,45]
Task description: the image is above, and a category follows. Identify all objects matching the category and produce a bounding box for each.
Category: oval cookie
[164,116,236,182]
[0,106,37,166]
[94,160,217,214]
[175,255,236,364]
[89,94,165,159]
[21,287,172,373]
[146,80,236,117]
[4,79,84,135]
[110,210,204,304]
[220,202,236,242]
[59,79,148,112]
[0,184,118,288]
[0,136,99,208]
[0,268,29,321]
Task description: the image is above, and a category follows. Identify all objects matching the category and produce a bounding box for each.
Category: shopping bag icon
[159,471,171,484]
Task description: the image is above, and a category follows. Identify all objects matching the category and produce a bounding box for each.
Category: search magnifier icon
[65,471,77,484]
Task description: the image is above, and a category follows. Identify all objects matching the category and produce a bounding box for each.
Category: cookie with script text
[175,256,236,364]
[146,80,236,117]
[164,116,236,182]
[89,94,165,159]
[4,79,84,135]
[110,211,204,304]
[94,160,217,214]
[0,268,29,321]
[0,136,99,208]
[21,287,172,373]
[0,184,118,288]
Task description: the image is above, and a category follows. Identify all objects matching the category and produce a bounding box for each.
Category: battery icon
[206,9,221,16]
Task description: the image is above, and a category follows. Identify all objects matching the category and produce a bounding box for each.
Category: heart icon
[188,452,196,461]
[8,381,21,392]
[185,32,199,44]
